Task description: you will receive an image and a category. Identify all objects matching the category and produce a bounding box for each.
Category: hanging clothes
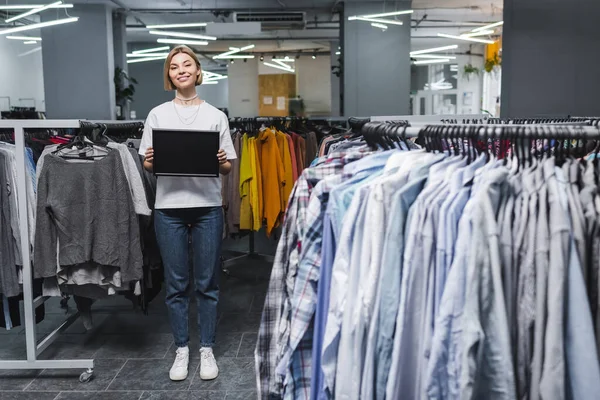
[258,128,285,237]
[256,127,600,400]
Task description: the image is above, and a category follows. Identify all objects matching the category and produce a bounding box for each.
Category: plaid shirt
[255,151,349,399]
[255,148,370,400]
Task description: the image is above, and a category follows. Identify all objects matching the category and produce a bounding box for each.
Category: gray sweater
[0,152,19,297]
[33,150,143,283]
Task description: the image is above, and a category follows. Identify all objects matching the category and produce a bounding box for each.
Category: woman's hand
[218,149,232,175]
[143,147,154,172]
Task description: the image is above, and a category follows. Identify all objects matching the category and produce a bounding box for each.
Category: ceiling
[0,0,504,61]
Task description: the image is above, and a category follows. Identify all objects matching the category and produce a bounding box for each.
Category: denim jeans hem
[199,342,215,348]
[174,341,189,348]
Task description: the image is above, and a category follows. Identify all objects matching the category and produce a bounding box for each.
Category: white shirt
[139,101,237,209]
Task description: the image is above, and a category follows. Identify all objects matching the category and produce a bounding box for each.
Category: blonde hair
[163,45,203,91]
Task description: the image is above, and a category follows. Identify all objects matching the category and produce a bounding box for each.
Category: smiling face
[168,52,202,91]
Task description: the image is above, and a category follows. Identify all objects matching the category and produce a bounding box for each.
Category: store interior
[2,0,600,399]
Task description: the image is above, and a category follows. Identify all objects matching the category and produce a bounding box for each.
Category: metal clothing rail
[0,119,147,382]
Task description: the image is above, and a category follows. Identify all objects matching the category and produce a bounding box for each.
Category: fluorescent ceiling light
[272,59,293,69]
[203,80,219,84]
[214,54,255,59]
[7,35,42,41]
[263,62,295,73]
[132,46,170,54]
[127,55,167,64]
[335,51,341,55]
[362,9,413,19]
[127,53,169,57]
[203,71,222,77]
[437,33,495,44]
[213,44,255,59]
[412,54,456,59]
[371,22,388,30]
[472,21,503,32]
[0,4,72,10]
[146,22,207,29]
[157,38,208,46]
[0,16,78,35]
[414,58,451,65]
[205,75,227,81]
[6,1,63,23]
[462,30,495,37]
[24,40,38,44]
[149,30,217,41]
[19,46,41,57]
[410,45,458,55]
[348,16,403,25]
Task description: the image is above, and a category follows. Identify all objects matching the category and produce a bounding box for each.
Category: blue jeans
[154,207,223,348]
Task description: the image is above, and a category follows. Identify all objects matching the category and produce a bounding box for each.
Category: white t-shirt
[139,101,237,209]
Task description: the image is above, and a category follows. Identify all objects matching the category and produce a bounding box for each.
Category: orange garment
[276,130,294,208]
[238,134,253,230]
[293,133,306,173]
[258,128,285,237]
[248,137,263,231]
[286,134,299,182]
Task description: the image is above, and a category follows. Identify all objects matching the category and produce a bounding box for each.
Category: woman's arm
[218,149,232,175]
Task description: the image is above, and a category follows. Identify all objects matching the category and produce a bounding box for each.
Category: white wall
[296,55,332,116]
[197,80,229,110]
[455,52,484,115]
[0,39,45,112]
[227,58,259,117]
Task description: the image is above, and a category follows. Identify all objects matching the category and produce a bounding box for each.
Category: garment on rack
[33,150,144,291]
[256,127,600,400]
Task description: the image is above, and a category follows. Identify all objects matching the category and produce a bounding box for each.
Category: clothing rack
[0,119,149,383]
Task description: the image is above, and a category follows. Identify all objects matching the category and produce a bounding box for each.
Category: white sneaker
[200,347,219,380]
[169,346,189,381]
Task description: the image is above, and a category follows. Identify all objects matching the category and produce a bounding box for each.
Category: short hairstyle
[163,45,203,91]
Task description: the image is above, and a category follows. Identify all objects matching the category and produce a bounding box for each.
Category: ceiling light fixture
[0,4,72,10]
[348,16,403,25]
[0,16,79,35]
[215,54,255,59]
[7,35,42,41]
[157,38,208,46]
[462,30,495,37]
[132,46,170,54]
[362,9,413,18]
[472,21,503,32]
[24,40,37,44]
[263,61,295,73]
[5,0,64,23]
[335,51,341,55]
[312,53,317,59]
[411,54,456,59]
[127,55,167,64]
[437,33,495,44]
[147,22,207,29]
[127,53,170,58]
[414,58,451,65]
[203,80,219,84]
[272,59,293,69]
[149,30,217,41]
[213,44,255,59]
[371,22,388,30]
[410,45,458,55]
[260,54,264,61]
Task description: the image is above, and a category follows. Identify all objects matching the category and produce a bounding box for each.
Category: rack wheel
[79,368,94,383]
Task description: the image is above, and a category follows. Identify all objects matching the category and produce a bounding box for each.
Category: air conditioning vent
[234,11,305,24]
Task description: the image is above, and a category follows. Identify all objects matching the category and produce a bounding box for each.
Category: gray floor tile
[55,391,143,399]
[38,333,105,361]
[189,358,255,391]
[140,391,225,400]
[249,294,266,313]
[237,333,256,358]
[0,335,26,360]
[217,314,261,334]
[107,359,198,391]
[218,291,254,314]
[0,326,24,335]
[0,392,59,400]
[26,359,126,392]
[226,391,257,400]
[94,334,173,360]
[95,314,172,335]
[0,369,41,391]
[35,312,110,336]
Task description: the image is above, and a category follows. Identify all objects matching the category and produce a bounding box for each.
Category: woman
[138,45,236,382]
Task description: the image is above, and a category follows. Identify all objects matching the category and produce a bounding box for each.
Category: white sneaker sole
[200,369,219,381]
[170,370,189,381]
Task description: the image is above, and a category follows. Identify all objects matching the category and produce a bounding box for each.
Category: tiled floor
[0,236,274,400]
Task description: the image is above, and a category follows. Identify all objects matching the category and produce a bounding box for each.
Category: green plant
[484,52,502,73]
[463,63,480,80]
[114,67,138,106]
